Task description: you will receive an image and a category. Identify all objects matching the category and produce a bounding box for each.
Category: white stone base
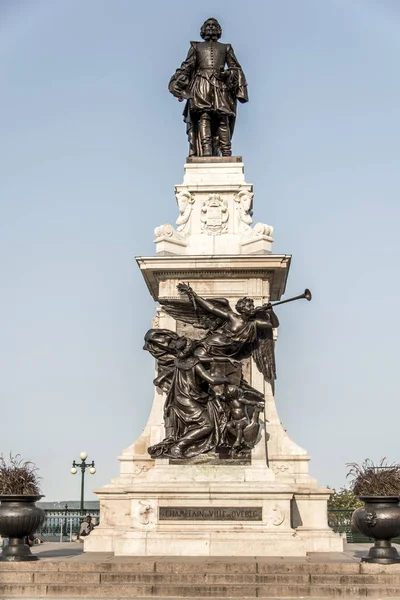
[85,515,342,557]
[85,470,343,557]
[113,531,308,557]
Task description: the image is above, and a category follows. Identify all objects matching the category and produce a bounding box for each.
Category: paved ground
[27,540,392,562]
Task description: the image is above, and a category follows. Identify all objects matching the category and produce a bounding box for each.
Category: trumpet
[271,289,312,308]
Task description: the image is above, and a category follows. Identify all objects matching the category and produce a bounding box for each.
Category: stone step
[0,560,364,573]
[3,582,400,598]
[0,572,312,585]
[101,573,311,585]
[8,570,400,586]
[2,560,400,598]
[2,559,400,574]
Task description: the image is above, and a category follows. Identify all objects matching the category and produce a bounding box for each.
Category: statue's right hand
[261,302,272,310]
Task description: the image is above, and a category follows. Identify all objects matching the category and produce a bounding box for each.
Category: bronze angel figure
[160,283,279,381]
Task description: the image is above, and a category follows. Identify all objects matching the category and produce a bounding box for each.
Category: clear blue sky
[1,0,399,501]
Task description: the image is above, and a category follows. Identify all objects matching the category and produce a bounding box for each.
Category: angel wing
[160,296,230,331]
[248,305,278,381]
[251,332,276,381]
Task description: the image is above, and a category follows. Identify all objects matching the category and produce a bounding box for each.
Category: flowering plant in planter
[0,454,45,562]
[346,458,400,564]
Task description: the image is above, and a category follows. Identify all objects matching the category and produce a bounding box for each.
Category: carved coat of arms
[201,194,228,235]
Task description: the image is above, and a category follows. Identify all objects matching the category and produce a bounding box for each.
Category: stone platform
[2,542,400,598]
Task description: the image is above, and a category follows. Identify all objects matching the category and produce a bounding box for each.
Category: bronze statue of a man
[169,18,248,157]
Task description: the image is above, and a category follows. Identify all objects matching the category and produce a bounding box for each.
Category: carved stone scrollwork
[253,222,274,238]
[132,465,151,476]
[240,221,274,253]
[154,224,175,238]
[272,464,290,475]
[154,224,186,244]
[175,190,195,232]
[201,194,228,235]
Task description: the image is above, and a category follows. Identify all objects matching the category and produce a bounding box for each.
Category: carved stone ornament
[154,224,175,238]
[132,465,151,476]
[241,221,274,243]
[201,194,228,235]
[253,222,274,238]
[265,505,285,526]
[138,500,154,525]
[152,307,165,330]
[175,190,195,232]
[272,464,290,474]
[234,190,254,230]
[154,224,185,243]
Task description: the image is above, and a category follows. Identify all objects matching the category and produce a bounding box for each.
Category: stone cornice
[136,254,291,301]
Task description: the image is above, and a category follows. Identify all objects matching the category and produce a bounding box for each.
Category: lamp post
[70,452,96,512]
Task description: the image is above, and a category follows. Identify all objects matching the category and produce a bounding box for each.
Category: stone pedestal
[85,158,343,556]
[154,157,273,256]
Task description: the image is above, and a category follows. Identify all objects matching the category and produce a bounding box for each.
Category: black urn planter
[352,496,400,564]
[0,495,45,561]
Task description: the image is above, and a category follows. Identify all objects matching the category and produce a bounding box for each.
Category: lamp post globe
[89,467,96,475]
[70,467,77,475]
[79,451,88,461]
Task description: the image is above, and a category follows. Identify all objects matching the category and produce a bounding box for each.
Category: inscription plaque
[159,507,262,521]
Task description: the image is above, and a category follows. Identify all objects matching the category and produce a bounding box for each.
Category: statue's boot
[199,113,212,156]
[218,116,232,156]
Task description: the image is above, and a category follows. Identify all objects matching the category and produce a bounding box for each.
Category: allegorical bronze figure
[144,332,232,459]
[144,283,311,459]
[144,285,311,460]
[169,18,248,157]
[144,327,265,459]
[143,284,280,459]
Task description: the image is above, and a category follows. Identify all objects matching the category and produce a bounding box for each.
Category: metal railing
[36,509,100,542]
[328,508,400,543]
